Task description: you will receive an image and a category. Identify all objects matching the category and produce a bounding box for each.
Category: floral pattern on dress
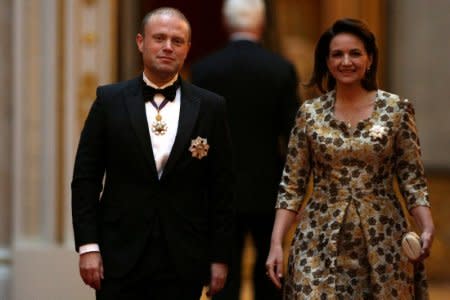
[277,90,430,299]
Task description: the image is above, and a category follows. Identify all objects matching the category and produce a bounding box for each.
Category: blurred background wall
[0,0,449,299]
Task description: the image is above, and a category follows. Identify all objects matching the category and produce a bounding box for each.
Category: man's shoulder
[194,42,291,64]
[191,48,229,72]
[184,80,223,101]
[192,43,296,80]
[183,81,227,113]
[96,76,140,99]
[98,77,139,92]
[249,48,298,78]
[234,40,294,68]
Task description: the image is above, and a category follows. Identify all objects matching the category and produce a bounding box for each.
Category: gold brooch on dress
[369,124,387,140]
[189,136,209,159]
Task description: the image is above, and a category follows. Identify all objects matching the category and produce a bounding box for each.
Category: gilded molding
[83,0,97,6]
[78,72,98,125]
[81,32,98,45]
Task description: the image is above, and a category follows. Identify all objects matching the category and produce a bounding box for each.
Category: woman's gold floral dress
[276,90,430,299]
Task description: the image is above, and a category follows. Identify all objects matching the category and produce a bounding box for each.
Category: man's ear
[136,33,144,52]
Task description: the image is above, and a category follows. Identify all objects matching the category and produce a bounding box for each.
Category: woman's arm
[266,208,297,288]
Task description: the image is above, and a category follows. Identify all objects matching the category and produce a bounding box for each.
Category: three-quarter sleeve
[395,100,430,211]
[276,103,312,212]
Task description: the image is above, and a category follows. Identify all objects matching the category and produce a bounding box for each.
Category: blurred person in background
[192,0,300,299]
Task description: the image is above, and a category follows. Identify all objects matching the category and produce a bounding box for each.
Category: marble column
[0,0,12,298]
[387,0,450,170]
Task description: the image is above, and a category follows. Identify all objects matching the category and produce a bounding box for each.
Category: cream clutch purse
[401,232,422,260]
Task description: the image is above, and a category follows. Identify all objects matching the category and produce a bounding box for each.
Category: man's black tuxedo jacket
[191,40,299,214]
[71,76,234,282]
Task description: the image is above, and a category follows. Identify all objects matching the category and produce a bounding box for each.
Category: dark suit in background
[72,8,234,300]
[191,1,300,298]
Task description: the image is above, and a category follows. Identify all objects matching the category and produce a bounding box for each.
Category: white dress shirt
[143,73,181,179]
[79,73,181,254]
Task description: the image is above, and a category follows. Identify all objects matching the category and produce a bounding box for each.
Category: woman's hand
[266,243,284,289]
[265,208,297,289]
[417,229,434,261]
[410,206,435,262]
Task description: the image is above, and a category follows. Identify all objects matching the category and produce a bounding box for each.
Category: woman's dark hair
[306,18,378,93]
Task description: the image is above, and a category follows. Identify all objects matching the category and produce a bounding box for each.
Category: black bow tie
[142,79,179,102]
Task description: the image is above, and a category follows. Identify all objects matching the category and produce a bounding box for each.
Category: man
[191,0,300,299]
[71,7,234,300]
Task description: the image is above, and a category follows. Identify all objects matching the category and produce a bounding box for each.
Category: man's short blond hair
[141,7,191,41]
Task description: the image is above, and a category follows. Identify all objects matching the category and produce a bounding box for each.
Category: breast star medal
[151,113,168,135]
[189,136,210,159]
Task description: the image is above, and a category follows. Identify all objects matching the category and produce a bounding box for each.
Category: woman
[266,18,434,299]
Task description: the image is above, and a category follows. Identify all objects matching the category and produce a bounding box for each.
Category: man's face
[136,13,191,84]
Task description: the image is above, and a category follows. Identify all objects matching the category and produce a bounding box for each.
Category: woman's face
[326,33,372,88]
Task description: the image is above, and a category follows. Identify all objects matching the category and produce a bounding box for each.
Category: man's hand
[79,252,104,290]
[206,262,228,297]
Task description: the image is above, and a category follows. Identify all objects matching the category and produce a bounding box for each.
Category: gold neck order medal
[148,97,170,136]
[152,112,168,135]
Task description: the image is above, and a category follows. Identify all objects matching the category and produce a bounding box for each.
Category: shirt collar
[142,73,179,89]
[230,32,259,42]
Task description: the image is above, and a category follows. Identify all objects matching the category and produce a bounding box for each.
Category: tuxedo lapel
[123,77,159,179]
[161,80,200,180]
